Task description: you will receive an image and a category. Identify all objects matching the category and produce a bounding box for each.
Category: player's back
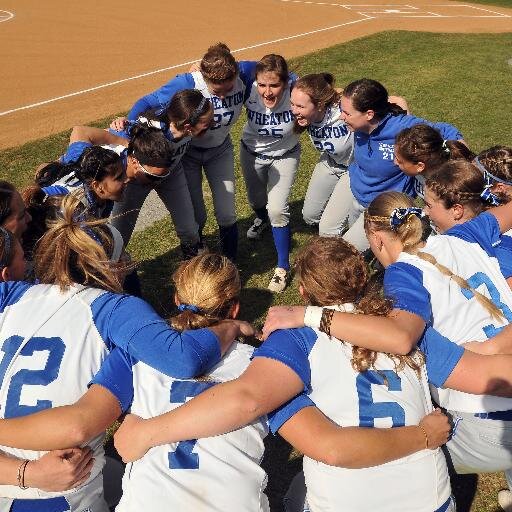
[0,281,110,502]
[303,329,452,512]
[117,342,270,512]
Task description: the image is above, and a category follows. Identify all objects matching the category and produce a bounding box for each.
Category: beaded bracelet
[17,459,30,490]
[418,424,429,449]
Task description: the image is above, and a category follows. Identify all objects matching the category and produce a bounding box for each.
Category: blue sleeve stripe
[267,394,315,434]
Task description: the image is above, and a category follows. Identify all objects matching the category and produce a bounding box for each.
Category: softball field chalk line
[0,10,14,22]
[0,16,372,117]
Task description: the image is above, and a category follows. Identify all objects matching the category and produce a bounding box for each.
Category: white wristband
[304,306,323,329]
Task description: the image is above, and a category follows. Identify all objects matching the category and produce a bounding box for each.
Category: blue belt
[474,409,512,420]
[11,496,69,512]
[241,140,299,161]
[435,496,453,512]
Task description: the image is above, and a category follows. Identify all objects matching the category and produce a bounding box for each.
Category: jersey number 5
[168,380,216,470]
[356,370,405,427]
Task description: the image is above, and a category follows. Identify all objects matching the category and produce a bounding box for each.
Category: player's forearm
[135,382,265,450]
[0,406,92,450]
[446,350,512,397]
[70,125,126,146]
[319,425,425,468]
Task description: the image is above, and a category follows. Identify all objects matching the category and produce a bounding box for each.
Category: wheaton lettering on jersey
[210,91,244,109]
[246,109,294,126]
[307,124,350,139]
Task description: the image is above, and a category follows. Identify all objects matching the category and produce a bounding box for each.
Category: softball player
[339,78,463,251]
[109,90,214,257]
[36,144,127,219]
[0,181,32,239]
[291,74,355,241]
[241,54,300,292]
[361,190,512,497]
[0,193,242,512]
[113,237,512,510]
[0,227,26,283]
[394,123,475,199]
[126,43,257,260]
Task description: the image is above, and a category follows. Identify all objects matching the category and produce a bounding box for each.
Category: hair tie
[137,116,168,132]
[178,303,201,313]
[442,140,450,155]
[473,156,512,186]
[188,97,208,126]
[389,207,424,229]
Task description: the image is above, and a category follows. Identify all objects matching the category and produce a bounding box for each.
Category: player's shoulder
[0,281,34,313]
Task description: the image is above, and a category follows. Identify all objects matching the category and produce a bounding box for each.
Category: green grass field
[2,30,512,511]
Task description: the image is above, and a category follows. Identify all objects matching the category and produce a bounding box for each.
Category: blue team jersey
[253,324,455,512]
[128,62,257,150]
[384,212,512,412]
[349,114,462,207]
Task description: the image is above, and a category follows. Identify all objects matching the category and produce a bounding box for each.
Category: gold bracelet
[319,309,335,337]
[17,459,29,490]
[418,424,429,449]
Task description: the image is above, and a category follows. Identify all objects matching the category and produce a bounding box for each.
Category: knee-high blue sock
[272,225,291,270]
[219,222,238,262]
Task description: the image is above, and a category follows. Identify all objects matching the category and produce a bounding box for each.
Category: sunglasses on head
[136,160,171,182]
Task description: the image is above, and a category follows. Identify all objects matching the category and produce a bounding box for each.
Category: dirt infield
[0,0,511,149]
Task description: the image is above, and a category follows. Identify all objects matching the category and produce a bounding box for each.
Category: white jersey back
[0,283,108,500]
[397,233,512,412]
[190,71,246,149]
[303,329,451,512]
[242,81,299,156]
[307,104,354,166]
[117,342,269,512]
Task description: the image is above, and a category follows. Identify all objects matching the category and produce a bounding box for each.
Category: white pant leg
[317,171,352,236]
[266,146,300,227]
[446,410,512,474]
[341,200,369,252]
[153,164,200,245]
[240,143,268,212]
[111,181,152,245]
[302,153,346,226]
[202,136,237,227]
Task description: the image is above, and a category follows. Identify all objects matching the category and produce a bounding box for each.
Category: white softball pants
[240,143,300,227]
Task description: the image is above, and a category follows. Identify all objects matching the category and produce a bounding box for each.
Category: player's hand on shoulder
[110,117,128,132]
[419,408,450,450]
[262,306,306,340]
[24,447,94,492]
[388,95,409,114]
[114,414,148,463]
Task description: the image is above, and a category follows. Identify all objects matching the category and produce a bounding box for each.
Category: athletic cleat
[247,218,269,239]
[498,490,512,511]
[268,267,288,293]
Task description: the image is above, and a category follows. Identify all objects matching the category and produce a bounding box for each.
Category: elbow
[394,333,417,355]
[317,444,358,469]
[64,422,93,447]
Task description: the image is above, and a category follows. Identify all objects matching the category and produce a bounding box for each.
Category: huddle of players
[1,41,512,511]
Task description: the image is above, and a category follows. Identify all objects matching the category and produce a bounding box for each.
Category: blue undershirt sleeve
[384,263,432,322]
[419,328,464,387]
[253,327,317,392]
[91,294,221,378]
[268,393,316,434]
[90,347,135,413]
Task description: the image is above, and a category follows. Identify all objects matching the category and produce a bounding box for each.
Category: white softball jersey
[242,81,299,157]
[255,325,456,512]
[0,281,225,510]
[0,284,110,504]
[94,342,270,512]
[385,212,512,413]
[306,104,354,167]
